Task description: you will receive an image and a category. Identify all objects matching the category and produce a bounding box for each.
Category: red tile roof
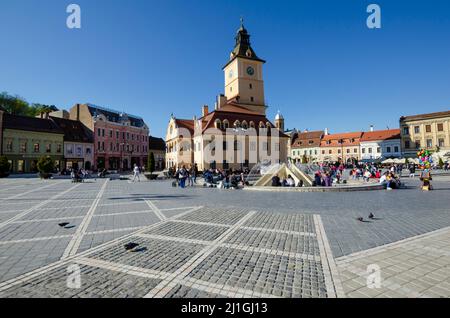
[174,119,195,134]
[198,102,287,138]
[320,132,362,147]
[361,129,401,142]
[292,131,324,148]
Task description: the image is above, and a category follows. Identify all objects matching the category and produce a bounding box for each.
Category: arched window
[233,120,241,129]
[249,121,255,129]
[223,119,229,129]
[259,121,265,129]
[266,122,271,128]
[242,120,248,129]
[214,119,222,129]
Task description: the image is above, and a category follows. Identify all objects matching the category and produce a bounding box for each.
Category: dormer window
[214,119,222,130]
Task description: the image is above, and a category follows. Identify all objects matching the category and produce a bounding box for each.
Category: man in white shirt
[132,164,140,182]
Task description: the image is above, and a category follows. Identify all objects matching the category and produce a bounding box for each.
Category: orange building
[319,132,363,164]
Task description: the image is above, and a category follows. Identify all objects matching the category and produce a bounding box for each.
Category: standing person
[419,168,432,191]
[132,164,141,182]
[193,163,198,184]
[179,165,187,188]
[409,164,416,178]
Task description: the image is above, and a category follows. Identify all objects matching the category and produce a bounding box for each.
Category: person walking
[132,164,141,182]
[193,163,198,184]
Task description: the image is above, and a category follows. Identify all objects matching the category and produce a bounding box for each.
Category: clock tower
[223,20,267,115]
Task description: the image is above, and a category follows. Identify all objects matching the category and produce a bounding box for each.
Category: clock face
[228,70,233,78]
[246,66,255,76]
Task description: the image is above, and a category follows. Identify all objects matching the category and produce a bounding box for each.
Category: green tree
[37,156,55,173]
[438,156,444,169]
[31,103,59,116]
[0,92,59,117]
[0,92,30,115]
[0,156,11,177]
[148,152,155,173]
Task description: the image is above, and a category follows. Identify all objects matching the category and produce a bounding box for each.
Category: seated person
[286,175,295,187]
[271,175,281,187]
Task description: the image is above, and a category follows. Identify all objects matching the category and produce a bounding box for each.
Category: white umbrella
[382,158,394,164]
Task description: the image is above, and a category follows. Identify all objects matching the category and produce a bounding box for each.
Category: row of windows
[403,123,445,135]
[214,120,271,130]
[170,141,281,153]
[5,141,62,154]
[293,146,400,156]
[96,142,148,153]
[324,138,356,145]
[293,150,318,156]
[97,128,148,142]
[405,138,446,149]
[66,145,91,156]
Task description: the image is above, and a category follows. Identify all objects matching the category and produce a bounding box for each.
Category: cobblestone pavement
[0,175,449,298]
[0,206,343,298]
[0,178,199,283]
[336,226,450,298]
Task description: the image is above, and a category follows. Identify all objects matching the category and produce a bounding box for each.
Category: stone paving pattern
[0,176,449,297]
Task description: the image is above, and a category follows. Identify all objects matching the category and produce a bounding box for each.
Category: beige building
[165,21,289,171]
[400,110,450,158]
[291,130,324,163]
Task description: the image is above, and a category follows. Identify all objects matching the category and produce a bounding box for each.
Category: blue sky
[1,0,450,138]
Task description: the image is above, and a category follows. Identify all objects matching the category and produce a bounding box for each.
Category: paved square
[0,175,449,297]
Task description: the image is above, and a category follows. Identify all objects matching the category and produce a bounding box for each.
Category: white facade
[360,139,401,160]
[291,147,321,163]
[64,141,94,170]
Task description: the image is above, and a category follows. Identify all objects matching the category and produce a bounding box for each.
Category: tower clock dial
[246,66,255,76]
[228,70,234,78]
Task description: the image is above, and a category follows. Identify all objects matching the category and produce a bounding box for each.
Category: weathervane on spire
[240,16,244,27]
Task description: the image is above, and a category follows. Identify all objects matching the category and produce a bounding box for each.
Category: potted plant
[37,155,55,179]
[0,156,11,178]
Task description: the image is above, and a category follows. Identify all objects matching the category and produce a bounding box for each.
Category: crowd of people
[166,159,445,191]
[70,168,91,183]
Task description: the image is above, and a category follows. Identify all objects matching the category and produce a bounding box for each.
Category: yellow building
[165,21,288,171]
[400,110,450,157]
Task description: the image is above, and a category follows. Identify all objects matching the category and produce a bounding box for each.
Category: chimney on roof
[370,125,374,132]
[202,105,209,117]
[217,94,227,110]
[76,103,80,121]
[324,128,329,135]
[44,112,49,119]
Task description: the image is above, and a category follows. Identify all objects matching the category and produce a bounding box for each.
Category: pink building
[69,103,149,171]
